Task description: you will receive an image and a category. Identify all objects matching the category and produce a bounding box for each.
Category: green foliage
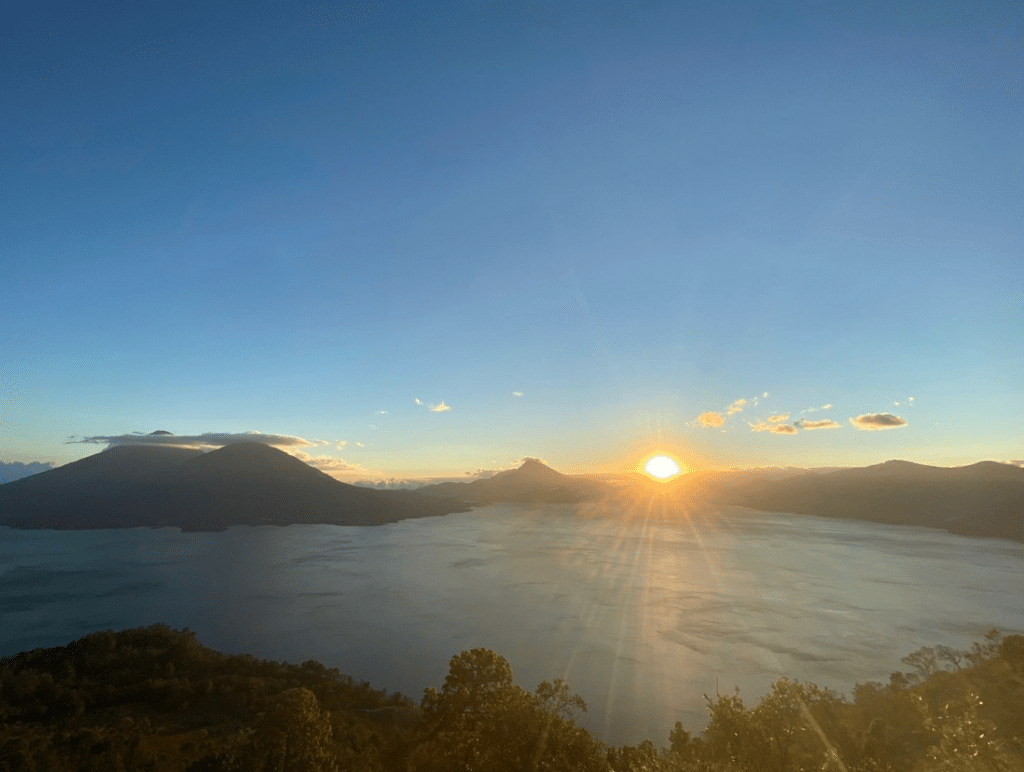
[409,648,608,772]
[2,625,1023,772]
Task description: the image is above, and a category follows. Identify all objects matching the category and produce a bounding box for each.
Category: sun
[643,455,682,480]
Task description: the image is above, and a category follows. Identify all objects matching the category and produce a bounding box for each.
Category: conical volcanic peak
[182,442,344,487]
[6,444,203,488]
[494,458,565,481]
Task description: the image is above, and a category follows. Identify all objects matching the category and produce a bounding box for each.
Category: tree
[409,649,608,772]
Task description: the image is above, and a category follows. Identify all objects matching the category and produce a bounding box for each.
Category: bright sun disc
[644,455,681,479]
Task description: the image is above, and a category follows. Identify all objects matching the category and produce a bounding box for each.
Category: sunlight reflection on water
[2,504,1023,746]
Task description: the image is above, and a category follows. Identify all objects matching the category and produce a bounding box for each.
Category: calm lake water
[2,503,1023,746]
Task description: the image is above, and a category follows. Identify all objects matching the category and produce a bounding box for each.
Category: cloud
[512,456,548,467]
[68,431,317,449]
[795,419,841,430]
[771,424,798,434]
[415,397,451,412]
[377,410,388,415]
[354,441,365,447]
[726,398,747,415]
[849,413,908,430]
[1007,460,1024,467]
[697,411,726,428]
[513,391,524,397]
[352,465,514,490]
[768,413,790,423]
[0,460,56,484]
[287,450,370,476]
[821,404,832,410]
[763,392,769,398]
[748,421,771,432]
[336,441,348,450]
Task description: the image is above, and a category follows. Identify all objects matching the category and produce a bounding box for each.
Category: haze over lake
[3,504,1023,747]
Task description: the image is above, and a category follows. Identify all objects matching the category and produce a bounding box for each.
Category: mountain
[0,443,470,532]
[417,458,616,504]
[711,459,1024,542]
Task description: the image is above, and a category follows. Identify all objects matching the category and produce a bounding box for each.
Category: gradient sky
[2,0,1021,481]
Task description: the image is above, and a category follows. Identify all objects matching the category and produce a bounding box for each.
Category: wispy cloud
[415,397,451,412]
[377,410,388,415]
[288,450,370,476]
[697,411,726,428]
[795,419,841,430]
[821,403,832,410]
[751,421,799,434]
[726,398,747,415]
[336,441,348,450]
[768,413,790,423]
[850,413,908,430]
[67,430,317,449]
[513,391,524,397]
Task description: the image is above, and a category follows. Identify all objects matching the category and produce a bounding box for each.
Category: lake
[2,502,1023,747]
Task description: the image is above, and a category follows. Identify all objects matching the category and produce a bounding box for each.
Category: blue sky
[2,0,1021,481]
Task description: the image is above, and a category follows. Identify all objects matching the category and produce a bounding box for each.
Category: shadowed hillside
[2,624,1022,771]
[0,443,470,532]
[711,460,1024,542]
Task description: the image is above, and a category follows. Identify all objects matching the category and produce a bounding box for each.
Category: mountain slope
[0,443,470,531]
[417,458,615,504]
[713,460,1024,542]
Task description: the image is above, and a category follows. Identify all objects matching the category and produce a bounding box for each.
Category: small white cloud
[336,440,348,450]
[768,413,790,423]
[771,424,798,435]
[378,410,388,415]
[414,398,423,405]
[698,411,726,428]
[726,398,747,415]
[428,401,451,412]
[513,391,524,397]
[354,441,365,447]
[763,392,769,398]
[749,421,771,432]
[821,403,832,410]
[850,413,908,431]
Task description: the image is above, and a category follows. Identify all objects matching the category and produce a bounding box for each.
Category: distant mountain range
[0,443,470,531]
[0,448,1020,542]
[702,460,1024,542]
[415,458,616,504]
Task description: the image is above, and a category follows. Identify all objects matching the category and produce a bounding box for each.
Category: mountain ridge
[0,443,470,532]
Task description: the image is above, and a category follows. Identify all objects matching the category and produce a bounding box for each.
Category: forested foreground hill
[2,625,1023,771]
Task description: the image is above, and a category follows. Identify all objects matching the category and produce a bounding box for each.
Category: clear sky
[2,0,1021,481]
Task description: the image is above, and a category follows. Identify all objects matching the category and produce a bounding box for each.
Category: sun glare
[644,455,682,480]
